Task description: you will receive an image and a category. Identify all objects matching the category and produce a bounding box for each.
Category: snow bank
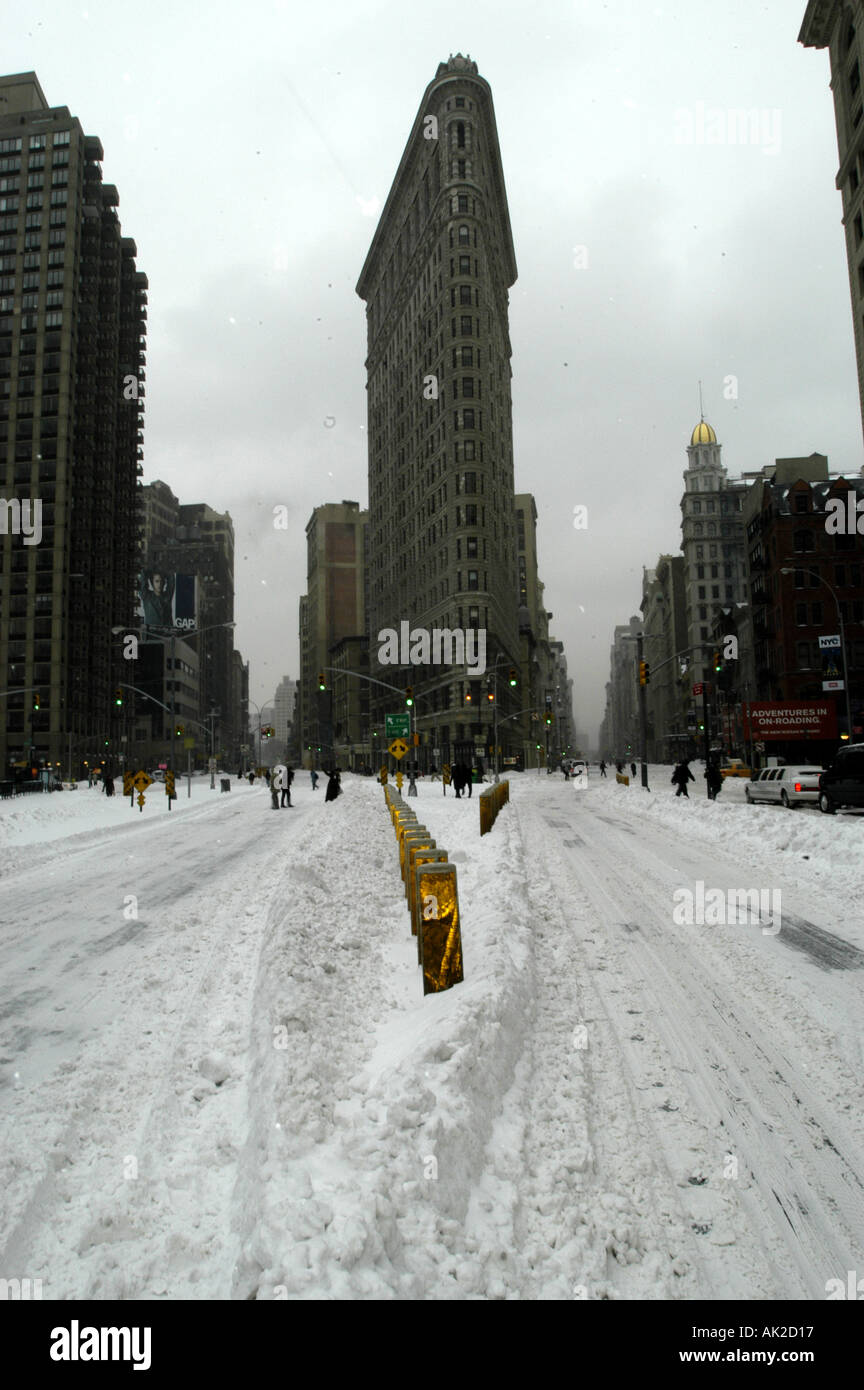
[232,777,538,1299]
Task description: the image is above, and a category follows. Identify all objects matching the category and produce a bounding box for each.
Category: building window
[458,225,470,245]
[465,504,478,525]
[793,529,814,552]
[811,602,823,625]
[795,603,807,625]
[457,194,468,213]
[460,315,472,336]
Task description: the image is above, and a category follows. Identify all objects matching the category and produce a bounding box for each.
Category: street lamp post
[780,567,853,741]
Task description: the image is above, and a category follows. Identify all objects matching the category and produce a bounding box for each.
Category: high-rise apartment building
[298,500,368,765]
[800,2,864,443]
[680,421,749,685]
[0,72,147,778]
[144,492,237,764]
[356,54,522,770]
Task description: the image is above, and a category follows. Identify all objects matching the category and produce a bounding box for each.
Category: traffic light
[114,687,124,706]
[318,672,326,690]
[639,660,650,686]
[486,686,495,702]
[32,692,40,710]
[405,686,414,707]
[713,651,723,672]
[508,668,517,686]
[545,712,554,726]
[465,686,472,702]
[174,723,184,737]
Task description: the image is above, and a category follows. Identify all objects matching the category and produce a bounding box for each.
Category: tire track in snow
[551,796,864,1298]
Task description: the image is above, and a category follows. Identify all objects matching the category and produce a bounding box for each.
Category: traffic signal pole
[637,631,649,791]
[702,683,711,798]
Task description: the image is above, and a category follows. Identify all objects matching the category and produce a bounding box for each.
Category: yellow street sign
[136,793,146,810]
[132,770,153,793]
[389,737,409,760]
[396,771,404,789]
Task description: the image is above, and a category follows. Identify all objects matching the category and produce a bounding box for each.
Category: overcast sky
[5,0,862,744]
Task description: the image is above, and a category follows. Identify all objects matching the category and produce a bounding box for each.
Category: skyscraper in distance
[356,54,522,770]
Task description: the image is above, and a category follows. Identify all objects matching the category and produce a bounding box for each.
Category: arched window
[458,225,470,245]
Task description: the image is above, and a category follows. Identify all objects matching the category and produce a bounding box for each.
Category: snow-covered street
[1,770,862,1300]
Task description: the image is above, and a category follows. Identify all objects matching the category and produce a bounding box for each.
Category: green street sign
[385,713,411,738]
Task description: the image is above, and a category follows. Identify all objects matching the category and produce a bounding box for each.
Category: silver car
[745,765,823,809]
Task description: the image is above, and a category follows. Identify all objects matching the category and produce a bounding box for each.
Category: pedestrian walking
[310,769,319,791]
[248,771,255,785]
[671,760,694,798]
[281,766,293,807]
[599,760,607,777]
[630,761,637,779]
[705,760,723,800]
[324,769,341,802]
[102,773,115,797]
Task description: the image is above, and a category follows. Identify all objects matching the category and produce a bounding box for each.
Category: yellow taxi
[720,758,751,779]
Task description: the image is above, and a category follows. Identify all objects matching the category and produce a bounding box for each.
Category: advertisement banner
[136,571,198,635]
[742,702,837,741]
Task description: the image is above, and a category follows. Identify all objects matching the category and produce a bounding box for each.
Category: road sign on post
[385,714,411,739]
[388,737,409,760]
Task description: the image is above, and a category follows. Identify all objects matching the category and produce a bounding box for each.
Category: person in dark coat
[310,769,319,791]
[705,760,723,800]
[599,760,607,777]
[248,771,255,785]
[102,773,115,797]
[282,766,294,807]
[324,769,341,802]
[671,760,694,797]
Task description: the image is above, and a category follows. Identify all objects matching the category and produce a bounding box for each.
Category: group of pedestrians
[450,762,474,798]
[670,758,723,799]
[269,764,294,809]
[261,763,341,808]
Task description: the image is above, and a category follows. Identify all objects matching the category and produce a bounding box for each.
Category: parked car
[818,744,864,814]
[148,769,166,782]
[720,758,751,778]
[745,765,823,808]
